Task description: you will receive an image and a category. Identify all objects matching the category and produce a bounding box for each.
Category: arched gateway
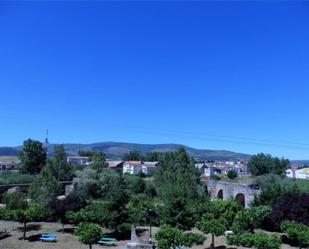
[235,193,245,207]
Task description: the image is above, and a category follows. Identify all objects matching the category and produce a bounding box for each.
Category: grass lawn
[0,221,300,249]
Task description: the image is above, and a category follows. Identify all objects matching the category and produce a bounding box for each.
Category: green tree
[154,147,202,229]
[211,200,242,228]
[66,209,97,225]
[124,175,146,194]
[155,225,205,249]
[73,168,130,232]
[227,170,238,179]
[248,153,289,176]
[19,139,47,174]
[74,167,129,202]
[81,200,130,233]
[73,167,100,200]
[75,222,102,249]
[127,195,158,238]
[46,145,73,181]
[281,221,309,249]
[13,203,48,239]
[2,192,28,210]
[47,194,85,232]
[29,167,60,204]
[90,152,106,172]
[195,200,241,249]
[196,216,226,249]
[232,205,271,233]
[252,174,286,206]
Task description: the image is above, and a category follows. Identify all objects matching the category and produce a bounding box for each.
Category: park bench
[39,233,57,242]
[98,237,117,246]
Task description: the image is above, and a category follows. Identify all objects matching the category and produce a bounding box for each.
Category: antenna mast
[44,129,49,156]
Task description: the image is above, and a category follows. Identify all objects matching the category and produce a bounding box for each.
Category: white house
[286,167,309,180]
[123,161,143,175]
[142,161,159,175]
[204,166,217,177]
[67,156,90,166]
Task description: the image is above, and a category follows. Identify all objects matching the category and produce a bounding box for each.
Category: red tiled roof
[125,161,142,164]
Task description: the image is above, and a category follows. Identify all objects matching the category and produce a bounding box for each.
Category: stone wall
[207,180,260,207]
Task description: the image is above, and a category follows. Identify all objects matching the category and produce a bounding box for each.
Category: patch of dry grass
[0,222,299,249]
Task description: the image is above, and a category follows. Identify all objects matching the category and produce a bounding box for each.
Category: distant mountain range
[0,142,250,161]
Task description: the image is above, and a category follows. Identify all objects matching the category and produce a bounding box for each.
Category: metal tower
[44,129,49,156]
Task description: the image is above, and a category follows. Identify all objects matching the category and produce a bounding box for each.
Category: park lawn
[0,222,300,249]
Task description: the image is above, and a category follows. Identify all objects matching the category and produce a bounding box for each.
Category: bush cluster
[227,232,281,249]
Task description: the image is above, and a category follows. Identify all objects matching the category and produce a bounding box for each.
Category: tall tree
[19,139,47,174]
[248,153,289,176]
[90,152,106,172]
[13,203,48,240]
[196,200,241,249]
[73,168,130,232]
[29,167,60,204]
[46,145,73,181]
[154,147,201,229]
[47,194,85,232]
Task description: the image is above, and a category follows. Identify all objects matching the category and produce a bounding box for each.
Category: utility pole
[44,129,49,156]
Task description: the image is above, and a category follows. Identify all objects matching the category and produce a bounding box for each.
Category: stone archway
[235,193,245,207]
[217,189,223,199]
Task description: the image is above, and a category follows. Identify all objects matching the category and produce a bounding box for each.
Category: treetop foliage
[270,192,309,228]
[227,232,281,249]
[155,225,205,249]
[45,145,73,181]
[29,166,60,205]
[248,153,289,176]
[154,147,203,228]
[19,139,47,174]
[281,220,309,249]
[75,222,102,249]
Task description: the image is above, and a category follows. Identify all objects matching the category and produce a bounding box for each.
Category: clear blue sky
[0,1,308,159]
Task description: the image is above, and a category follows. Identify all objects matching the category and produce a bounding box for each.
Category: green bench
[98,237,117,246]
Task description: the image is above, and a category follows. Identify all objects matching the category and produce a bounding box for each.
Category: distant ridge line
[0,141,250,161]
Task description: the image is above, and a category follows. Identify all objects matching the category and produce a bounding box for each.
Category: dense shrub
[254,232,281,249]
[270,192,309,228]
[155,225,205,249]
[227,232,255,247]
[281,220,309,249]
[2,192,28,210]
[227,170,238,179]
[253,174,309,206]
[232,205,271,234]
[227,232,281,249]
[211,175,221,181]
[0,171,35,185]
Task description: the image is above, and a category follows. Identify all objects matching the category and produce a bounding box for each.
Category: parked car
[248,183,260,190]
